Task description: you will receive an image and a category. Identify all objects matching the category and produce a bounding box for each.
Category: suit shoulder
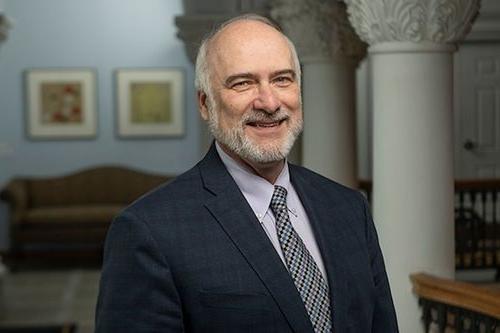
[289,163,369,221]
[289,163,362,199]
[121,163,202,217]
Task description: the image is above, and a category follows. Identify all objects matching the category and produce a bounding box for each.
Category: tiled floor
[0,269,100,333]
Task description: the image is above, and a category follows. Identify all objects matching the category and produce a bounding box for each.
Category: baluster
[456,191,464,269]
[447,307,457,333]
[487,191,495,267]
[456,308,464,332]
[459,191,465,215]
[472,312,479,333]
[437,303,447,332]
[464,190,474,268]
[493,190,500,268]
[462,310,473,333]
[421,299,433,332]
[481,190,488,221]
[481,190,490,268]
[469,191,482,267]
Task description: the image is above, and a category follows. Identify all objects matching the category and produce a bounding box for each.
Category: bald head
[195,14,301,97]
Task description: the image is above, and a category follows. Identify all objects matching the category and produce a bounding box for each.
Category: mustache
[242,109,289,124]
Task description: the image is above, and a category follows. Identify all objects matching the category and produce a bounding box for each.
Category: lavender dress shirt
[215,143,327,279]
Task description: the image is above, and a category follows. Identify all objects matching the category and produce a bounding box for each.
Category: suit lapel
[290,166,351,333]
[199,145,315,333]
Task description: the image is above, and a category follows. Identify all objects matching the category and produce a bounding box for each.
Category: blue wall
[0,0,199,250]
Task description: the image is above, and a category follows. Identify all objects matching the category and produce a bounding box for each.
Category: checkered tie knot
[270,185,333,333]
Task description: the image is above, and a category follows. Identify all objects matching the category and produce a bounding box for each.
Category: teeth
[247,119,285,127]
[257,122,278,127]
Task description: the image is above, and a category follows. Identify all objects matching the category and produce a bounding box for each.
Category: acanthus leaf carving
[344,0,481,46]
[270,0,367,62]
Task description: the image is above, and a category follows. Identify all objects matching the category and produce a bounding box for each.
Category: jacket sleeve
[95,211,184,332]
[360,195,399,333]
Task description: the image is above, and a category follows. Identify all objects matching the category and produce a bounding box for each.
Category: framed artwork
[116,69,185,137]
[25,69,97,139]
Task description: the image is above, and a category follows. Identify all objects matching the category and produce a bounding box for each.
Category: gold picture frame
[25,69,97,139]
[116,69,184,138]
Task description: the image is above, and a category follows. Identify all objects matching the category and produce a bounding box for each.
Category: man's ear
[198,91,209,121]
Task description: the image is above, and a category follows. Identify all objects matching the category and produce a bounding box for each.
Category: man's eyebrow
[224,73,256,86]
[224,69,297,86]
[271,69,296,79]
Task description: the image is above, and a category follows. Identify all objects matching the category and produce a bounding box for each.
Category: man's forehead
[212,19,283,45]
[208,20,294,76]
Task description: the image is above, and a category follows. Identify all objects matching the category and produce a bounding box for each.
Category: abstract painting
[26,69,97,139]
[116,69,184,137]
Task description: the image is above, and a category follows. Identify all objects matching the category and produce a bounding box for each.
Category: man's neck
[218,142,285,184]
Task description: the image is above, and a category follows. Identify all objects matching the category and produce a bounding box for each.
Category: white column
[345,0,480,332]
[373,42,456,331]
[271,0,366,188]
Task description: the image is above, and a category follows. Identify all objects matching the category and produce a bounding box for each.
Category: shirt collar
[215,142,290,219]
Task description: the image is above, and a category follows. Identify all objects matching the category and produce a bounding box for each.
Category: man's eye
[232,81,251,90]
[274,76,293,86]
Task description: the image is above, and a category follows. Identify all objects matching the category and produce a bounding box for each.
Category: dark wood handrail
[359,179,500,192]
[455,179,500,190]
[410,272,500,319]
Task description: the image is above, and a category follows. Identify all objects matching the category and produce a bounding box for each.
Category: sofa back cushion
[27,166,170,207]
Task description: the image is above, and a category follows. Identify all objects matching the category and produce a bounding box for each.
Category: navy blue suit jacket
[95,144,398,332]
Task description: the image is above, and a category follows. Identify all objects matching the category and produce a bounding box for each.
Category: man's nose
[253,83,280,113]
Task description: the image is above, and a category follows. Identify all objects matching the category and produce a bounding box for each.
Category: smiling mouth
[247,119,287,128]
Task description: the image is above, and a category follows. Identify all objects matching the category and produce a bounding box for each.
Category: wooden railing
[358,179,500,276]
[455,180,500,272]
[411,273,500,332]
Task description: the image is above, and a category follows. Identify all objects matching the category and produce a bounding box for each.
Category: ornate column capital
[344,0,481,46]
[270,0,367,63]
[0,12,11,42]
[175,0,271,64]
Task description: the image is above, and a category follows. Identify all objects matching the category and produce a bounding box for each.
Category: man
[95,14,398,333]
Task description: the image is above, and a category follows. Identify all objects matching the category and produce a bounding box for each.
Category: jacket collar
[198,143,315,333]
[198,144,355,332]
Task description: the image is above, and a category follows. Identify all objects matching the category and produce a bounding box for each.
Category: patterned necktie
[270,185,332,333]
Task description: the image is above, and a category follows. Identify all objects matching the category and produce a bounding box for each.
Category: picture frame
[25,69,97,139]
[116,69,185,138]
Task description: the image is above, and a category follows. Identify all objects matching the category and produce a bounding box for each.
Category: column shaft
[302,59,357,187]
[371,43,455,332]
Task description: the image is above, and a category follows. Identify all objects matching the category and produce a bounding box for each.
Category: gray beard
[207,105,303,164]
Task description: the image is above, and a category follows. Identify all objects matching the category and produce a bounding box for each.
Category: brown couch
[0,166,170,264]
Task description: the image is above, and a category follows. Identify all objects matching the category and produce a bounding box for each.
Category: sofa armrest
[0,179,27,224]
